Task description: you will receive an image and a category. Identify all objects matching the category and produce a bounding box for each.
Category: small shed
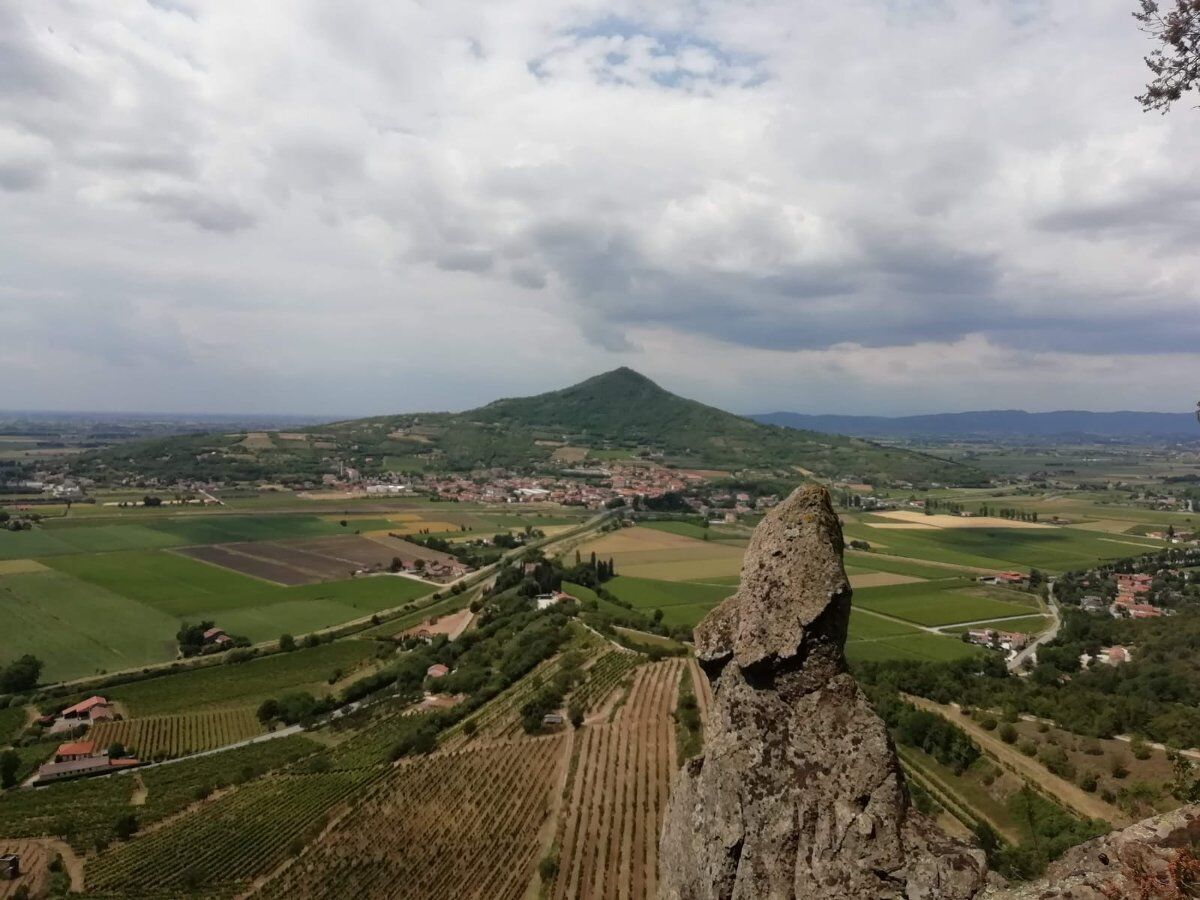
[426,663,449,679]
[0,855,18,880]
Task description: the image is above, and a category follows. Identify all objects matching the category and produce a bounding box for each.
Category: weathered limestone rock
[987,804,1200,899]
[659,484,989,899]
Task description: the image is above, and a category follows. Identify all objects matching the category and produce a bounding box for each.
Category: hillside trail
[905,695,1129,826]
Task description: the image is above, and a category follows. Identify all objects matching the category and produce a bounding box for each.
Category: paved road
[1008,579,1060,673]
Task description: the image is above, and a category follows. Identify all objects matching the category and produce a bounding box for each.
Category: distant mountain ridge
[752,409,1200,440]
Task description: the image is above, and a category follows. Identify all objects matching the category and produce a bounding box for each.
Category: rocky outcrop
[659,484,989,899]
[987,804,1200,899]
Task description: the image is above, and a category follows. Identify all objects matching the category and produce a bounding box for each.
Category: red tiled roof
[62,696,108,716]
[56,740,96,757]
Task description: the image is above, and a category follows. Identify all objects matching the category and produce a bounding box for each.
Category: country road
[1008,579,1060,672]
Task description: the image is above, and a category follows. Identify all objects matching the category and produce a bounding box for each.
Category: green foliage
[0,654,42,693]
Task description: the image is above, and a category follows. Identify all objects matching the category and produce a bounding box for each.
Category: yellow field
[868,511,1052,530]
[848,572,924,588]
[1066,519,1136,534]
[377,521,462,535]
[574,526,745,582]
[0,559,48,575]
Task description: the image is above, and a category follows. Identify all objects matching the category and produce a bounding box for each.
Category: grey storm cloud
[2,0,1199,416]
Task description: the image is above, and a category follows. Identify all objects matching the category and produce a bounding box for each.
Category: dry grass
[0,559,47,575]
[869,511,1053,530]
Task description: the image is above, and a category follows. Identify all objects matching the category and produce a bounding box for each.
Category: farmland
[252,737,568,900]
[89,708,263,760]
[547,659,683,899]
[85,768,384,895]
[0,736,320,852]
[851,580,1037,628]
[105,641,378,716]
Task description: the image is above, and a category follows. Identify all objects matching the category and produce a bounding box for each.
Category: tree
[0,749,20,788]
[538,855,559,883]
[257,698,280,723]
[0,655,42,693]
[279,633,297,652]
[107,742,127,759]
[1135,1,1200,112]
[114,813,139,840]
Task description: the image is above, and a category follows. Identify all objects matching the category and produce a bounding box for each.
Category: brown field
[239,432,275,451]
[0,559,48,575]
[868,511,1053,530]
[399,608,474,641]
[275,433,312,441]
[0,839,54,898]
[548,658,684,900]
[552,446,590,463]
[252,736,568,900]
[178,534,455,586]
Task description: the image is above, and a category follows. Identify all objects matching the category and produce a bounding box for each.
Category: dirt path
[129,773,147,806]
[45,838,84,892]
[906,696,1129,826]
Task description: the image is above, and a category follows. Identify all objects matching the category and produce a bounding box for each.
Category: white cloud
[0,0,1197,415]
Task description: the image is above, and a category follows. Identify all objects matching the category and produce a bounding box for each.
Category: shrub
[1018,739,1038,757]
[998,724,1018,744]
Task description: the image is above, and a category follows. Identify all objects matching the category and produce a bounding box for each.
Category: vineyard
[89,708,263,760]
[0,735,318,852]
[439,652,593,750]
[686,656,713,726]
[547,658,684,900]
[85,769,383,896]
[251,735,569,900]
[570,649,644,715]
[321,709,432,771]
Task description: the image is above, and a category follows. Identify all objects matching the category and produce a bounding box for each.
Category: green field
[107,641,379,716]
[852,579,1036,627]
[604,576,733,627]
[945,615,1051,634]
[0,569,181,681]
[843,520,1163,573]
[1,550,432,682]
[846,632,986,663]
[46,550,434,630]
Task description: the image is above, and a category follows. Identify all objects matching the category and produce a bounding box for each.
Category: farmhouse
[61,695,113,722]
[965,629,1029,653]
[54,740,96,762]
[535,590,577,611]
[1116,573,1151,595]
[979,571,1026,586]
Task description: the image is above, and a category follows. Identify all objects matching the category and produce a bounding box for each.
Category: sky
[3,1,1199,418]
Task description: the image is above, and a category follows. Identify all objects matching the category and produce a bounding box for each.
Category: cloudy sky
[3,1,1198,417]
